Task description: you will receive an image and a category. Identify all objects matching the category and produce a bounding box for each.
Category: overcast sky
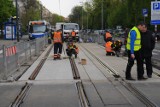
[40,0,86,18]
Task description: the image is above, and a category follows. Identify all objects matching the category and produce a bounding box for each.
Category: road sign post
[142,8,148,23]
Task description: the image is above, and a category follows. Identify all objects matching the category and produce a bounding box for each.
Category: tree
[0,0,16,37]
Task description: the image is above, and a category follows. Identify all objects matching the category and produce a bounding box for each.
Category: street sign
[151,1,160,25]
[142,8,148,17]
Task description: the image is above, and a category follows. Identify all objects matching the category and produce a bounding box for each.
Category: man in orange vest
[71,29,76,41]
[53,29,64,60]
[105,40,115,56]
[104,30,112,42]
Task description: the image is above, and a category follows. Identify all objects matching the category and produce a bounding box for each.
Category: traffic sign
[151,1,160,25]
[142,8,148,17]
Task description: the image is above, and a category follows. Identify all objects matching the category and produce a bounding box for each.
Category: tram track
[70,57,80,79]
[28,44,53,80]
[79,43,157,107]
[9,82,31,107]
[69,55,90,106]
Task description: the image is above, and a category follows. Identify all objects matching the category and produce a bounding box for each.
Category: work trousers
[142,56,153,76]
[66,49,77,58]
[125,50,144,79]
[54,43,62,55]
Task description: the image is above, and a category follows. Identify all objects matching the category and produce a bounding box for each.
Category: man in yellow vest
[53,29,64,60]
[125,22,147,80]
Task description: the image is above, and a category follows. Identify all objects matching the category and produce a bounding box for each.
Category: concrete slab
[21,82,80,107]
[0,82,24,107]
[133,82,160,106]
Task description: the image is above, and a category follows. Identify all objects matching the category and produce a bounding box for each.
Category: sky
[40,0,86,18]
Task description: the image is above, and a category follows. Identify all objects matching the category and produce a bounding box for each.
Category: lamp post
[16,0,19,42]
[101,0,104,30]
[80,2,84,30]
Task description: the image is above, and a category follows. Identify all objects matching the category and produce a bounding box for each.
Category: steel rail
[9,82,31,107]
[69,57,80,79]
[76,82,90,107]
[29,44,53,80]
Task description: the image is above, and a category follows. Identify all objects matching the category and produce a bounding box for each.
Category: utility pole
[101,0,104,30]
[16,0,19,42]
[40,2,43,20]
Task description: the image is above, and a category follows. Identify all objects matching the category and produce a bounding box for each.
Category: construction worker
[105,40,115,56]
[53,29,64,60]
[113,40,122,57]
[66,42,79,58]
[104,30,112,42]
[71,29,76,41]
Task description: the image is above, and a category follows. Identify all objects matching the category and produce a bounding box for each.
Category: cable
[59,0,62,16]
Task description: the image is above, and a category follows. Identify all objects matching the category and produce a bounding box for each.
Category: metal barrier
[80,32,105,45]
[0,37,48,80]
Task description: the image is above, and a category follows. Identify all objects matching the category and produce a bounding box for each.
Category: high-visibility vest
[71,31,76,36]
[126,26,141,51]
[53,32,62,43]
[105,32,112,39]
[105,41,113,52]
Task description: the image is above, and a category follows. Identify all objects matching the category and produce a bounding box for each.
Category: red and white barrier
[6,46,17,56]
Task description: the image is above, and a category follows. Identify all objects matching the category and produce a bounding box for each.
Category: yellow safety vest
[126,26,141,51]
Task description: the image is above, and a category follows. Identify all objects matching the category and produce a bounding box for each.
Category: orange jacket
[105,41,113,52]
[53,32,62,43]
[71,31,76,37]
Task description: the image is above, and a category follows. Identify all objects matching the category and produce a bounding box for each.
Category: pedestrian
[53,29,64,60]
[141,26,155,78]
[125,22,147,80]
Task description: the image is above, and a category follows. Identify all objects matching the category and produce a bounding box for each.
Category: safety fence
[80,32,124,46]
[80,32,105,45]
[0,37,48,80]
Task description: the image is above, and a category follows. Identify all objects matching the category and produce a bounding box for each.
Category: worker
[71,29,76,41]
[104,30,112,42]
[113,40,122,57]
[66,42,79,58]
[105,40,115,56]
[53,29,64,60]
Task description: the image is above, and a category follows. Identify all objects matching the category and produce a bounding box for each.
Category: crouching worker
[66,42,79,58]
[113,40,122,57]
[105,40,115,56]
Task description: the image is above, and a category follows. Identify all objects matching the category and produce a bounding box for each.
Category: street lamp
[101,0,104,30]
[80,2,84,30]
[16,0,19,42]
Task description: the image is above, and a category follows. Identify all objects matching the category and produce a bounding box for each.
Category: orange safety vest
[105,41,113,52]
[105,32,112,39]
[53,32,62,43]
[71,31,76,37]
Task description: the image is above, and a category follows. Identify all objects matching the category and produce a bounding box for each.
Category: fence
[80,32,105,45]
[0,37,48,80]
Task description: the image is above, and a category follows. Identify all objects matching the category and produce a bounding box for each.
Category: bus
[55,22,79,42]
[28,20,51,40]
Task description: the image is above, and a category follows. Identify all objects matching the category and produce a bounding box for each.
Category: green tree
[0,0,16,37]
